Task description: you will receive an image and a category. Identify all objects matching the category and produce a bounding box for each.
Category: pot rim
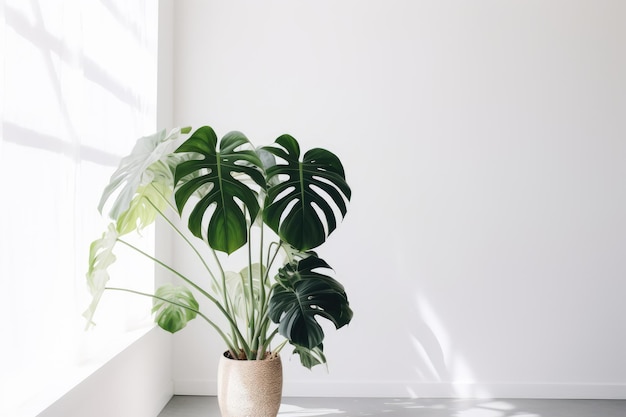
[222,351,281,361]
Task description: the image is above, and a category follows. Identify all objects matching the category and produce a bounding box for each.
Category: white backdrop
[169,0,626,399]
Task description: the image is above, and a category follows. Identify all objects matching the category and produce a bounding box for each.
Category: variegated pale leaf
[152,284,199,333]
[220,263,268,321]
[99,127,186,220]
[83,224,119,328]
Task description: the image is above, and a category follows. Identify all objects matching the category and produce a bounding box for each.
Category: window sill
[2,324,157,417]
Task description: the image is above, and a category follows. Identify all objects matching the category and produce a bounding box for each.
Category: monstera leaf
[173,126,266,254]
[292,344,327,369]
[98,127,186,220]
[116,162,173,235]
[262,134,351,251]
[218,263,269,321]
[152,284,199,333]
[83,224,119,327]
[268,255,352,350]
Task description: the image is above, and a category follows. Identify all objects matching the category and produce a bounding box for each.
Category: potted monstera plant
[84,124,353,417]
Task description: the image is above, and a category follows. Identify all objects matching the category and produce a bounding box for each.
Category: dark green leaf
[292,344,327,369]
[262,134,351,251]
[268,255,352,349]
[173,126,266,254]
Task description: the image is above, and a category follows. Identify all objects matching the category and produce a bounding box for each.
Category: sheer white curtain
[0,0,158,410]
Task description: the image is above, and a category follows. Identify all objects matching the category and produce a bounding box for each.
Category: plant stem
[149,186,248,358]
[255,224,267,354]
[247,223,257,352]
[251,240,282,350]
[265,327,285,357]
[211,246,247,358]
[147,188,219,289]
[105,286,238,357]
[117,237,250,355]
[270,338,288,358]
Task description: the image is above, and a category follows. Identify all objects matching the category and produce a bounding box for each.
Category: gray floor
[157,396,626,417]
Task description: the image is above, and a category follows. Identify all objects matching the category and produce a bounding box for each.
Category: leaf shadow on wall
[407,293,453,393]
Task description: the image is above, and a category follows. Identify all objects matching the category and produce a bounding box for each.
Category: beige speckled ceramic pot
[217,352,283,417]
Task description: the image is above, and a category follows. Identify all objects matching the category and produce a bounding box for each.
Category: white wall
[170,0,626,399]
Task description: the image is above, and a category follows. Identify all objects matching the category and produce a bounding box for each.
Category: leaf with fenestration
[262,134,351,251]
[292,344,327,369]
[99,128,185,220]
[174,126,266,254]
[116,169,172,235]
[268,255,352,349]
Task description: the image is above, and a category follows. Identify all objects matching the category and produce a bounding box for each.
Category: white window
[0,0,158,412]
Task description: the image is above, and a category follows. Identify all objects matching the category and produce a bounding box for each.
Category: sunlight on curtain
[0,0,158,410]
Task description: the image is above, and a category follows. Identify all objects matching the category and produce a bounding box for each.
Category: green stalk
[211,246,248,359]
[258,239,282,353]
[148,187,219,289]
[210,152,248,358]
[106,286,238,357]
[255,314,273,359]
[269,338,288,359]
[148,189,248,358]
[265,327,287,358]
[117,237,250,355]
[251,240,282,352]
[253,225,264,358]
[247,223,257,352]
